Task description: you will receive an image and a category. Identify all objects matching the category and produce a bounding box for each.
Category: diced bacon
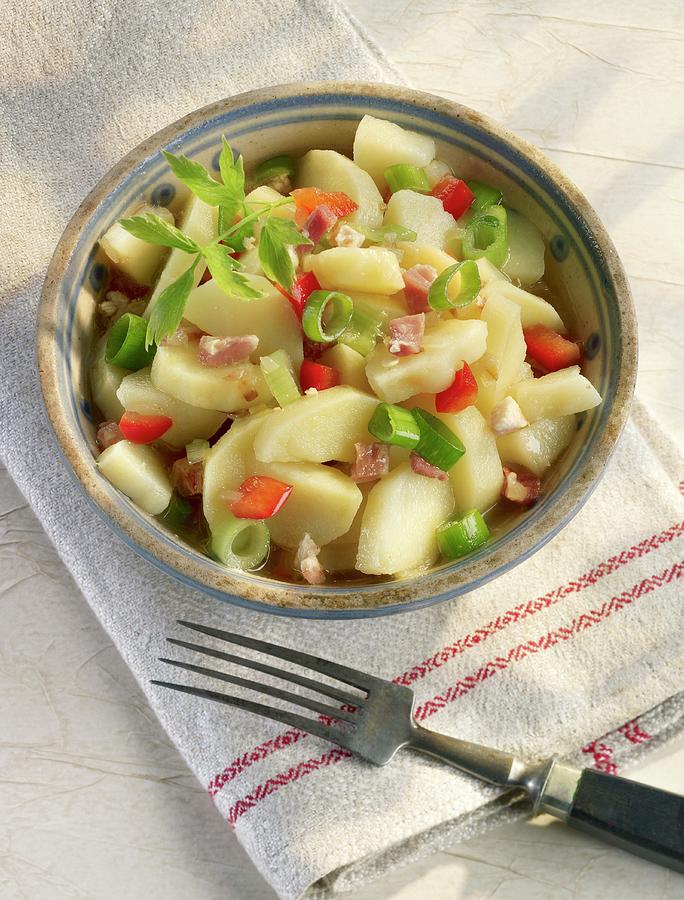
[502,466,541,506]
[387,313,425,356]
[334,223,365,248]
[410,452,448,480]
[402,265,438,314]
[294,533,326,585]
[488,396,528,435]
[197,334,259,367]
[303,204,338,242]
[108,269,148,300]
[96,421,123,449]
[171,458,204,497]
[351,442,390,483]
[97,290,129,321]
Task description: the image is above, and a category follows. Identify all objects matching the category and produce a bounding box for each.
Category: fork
[153,621,684,873]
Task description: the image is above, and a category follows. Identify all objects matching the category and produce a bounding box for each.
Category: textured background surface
[2,0,684,897]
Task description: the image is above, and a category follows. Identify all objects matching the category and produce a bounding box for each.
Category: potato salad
[90,115,602,584]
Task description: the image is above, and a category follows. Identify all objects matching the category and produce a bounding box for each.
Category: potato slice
[384,190,456,251]
[481,292,526,399]
[296,149,384,229]
[352,114,435,191]
[482,280,565,332]
[319,343,371,392]
[471,360,498,419]
[511,366,602,422]
[397,242,459,273]
[256,461,362,550]
[501,210,545,286]
[438,407,503,512]
[497,415,575,476]
[317,483,371,572]
[244,185,296,220]
[253,385,377,463]
[476,257,508,288]
[90,335,127,422]
[184,275,303,367]
[356,461,455,575]
[99,204,173,287]
[97,441,172,515]
[306,246,404,295]
[150,344,271,412]
[145,196,218,318]
[346,290,407,320]
[116,368,226,448]
[366,319,487,403]
[203,412,271,528]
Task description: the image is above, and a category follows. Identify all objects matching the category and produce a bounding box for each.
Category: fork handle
[562,769,684,873]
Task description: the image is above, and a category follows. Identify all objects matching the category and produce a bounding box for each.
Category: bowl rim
[36,80,637,619]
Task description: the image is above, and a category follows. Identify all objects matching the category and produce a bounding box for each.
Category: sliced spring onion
[302,290,354,343]
[412,409,466,471]
[436,508,490,559]
[252,154,296,188]
[260,349,301,406]
[105,313,156,369]
[211,513,270,570]
[368,403,420,449]
[158,492,192,529]
[384,164,431,194]
[338,301,387,357]
[186,438,210,464]
[358,224,418,244]
[428,260,481,310]
[462,205,508,268]
[466,180,503,212]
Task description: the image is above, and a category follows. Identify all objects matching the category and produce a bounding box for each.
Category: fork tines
[152,620,373,740]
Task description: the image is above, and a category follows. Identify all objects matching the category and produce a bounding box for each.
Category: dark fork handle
[565,769,684,873]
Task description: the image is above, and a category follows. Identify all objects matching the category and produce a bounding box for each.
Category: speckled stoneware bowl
[37,82,637,618]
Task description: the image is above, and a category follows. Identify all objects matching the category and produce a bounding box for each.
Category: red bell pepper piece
[431,176,475,220]
[290,187,358,227]
[277,271,321,320]
[434,362,478,413]
[229,475,293,519]
[118,411,173,443]
[300,359,341,392]
[523,325,580,373]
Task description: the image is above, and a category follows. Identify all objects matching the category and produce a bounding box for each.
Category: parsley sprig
[117,137,301,348]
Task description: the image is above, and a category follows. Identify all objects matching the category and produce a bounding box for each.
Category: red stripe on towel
[224,559,683,825]
[207,522,684,797]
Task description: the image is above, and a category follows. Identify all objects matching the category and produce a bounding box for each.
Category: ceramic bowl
[37,82,637,618]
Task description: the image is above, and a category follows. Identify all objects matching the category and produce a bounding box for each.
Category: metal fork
[153,621,684,873]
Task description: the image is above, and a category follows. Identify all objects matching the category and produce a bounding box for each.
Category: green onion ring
[428,260,481,310]
[462,205,508,268]
[211,514,270,570]
[412,409,466,471]
[368,403,420,448]
[436,508,490,559]
[302,290,354,343]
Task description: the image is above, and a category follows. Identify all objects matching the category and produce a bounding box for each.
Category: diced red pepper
[277,271,321,320]
[434,362,478,413]
[118,411,173,443]
[431,176,475,220]
[229,475,293,519]
[299,359,341,392]
[290,187,358,227]
[523,325,580,373]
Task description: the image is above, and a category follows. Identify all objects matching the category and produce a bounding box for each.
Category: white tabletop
[2,2,684,897]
